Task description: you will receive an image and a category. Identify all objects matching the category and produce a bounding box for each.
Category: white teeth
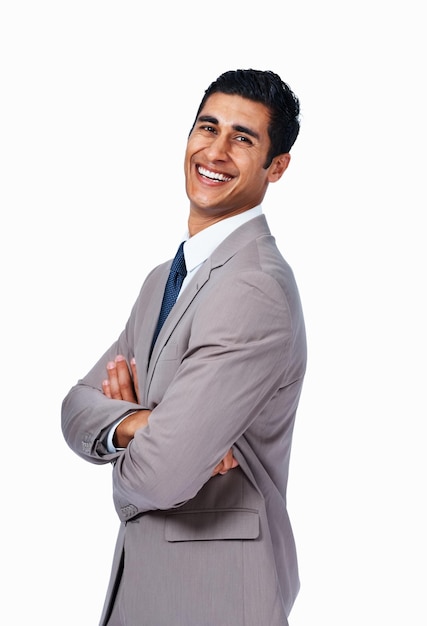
[198,166,232,182]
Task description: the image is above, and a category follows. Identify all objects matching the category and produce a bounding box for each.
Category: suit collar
[208,213,270,268]
[184,205,263,275]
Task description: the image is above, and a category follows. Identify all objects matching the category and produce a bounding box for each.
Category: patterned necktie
[151,241,187,350]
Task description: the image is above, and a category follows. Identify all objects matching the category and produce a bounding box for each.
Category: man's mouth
[197,166,233,182]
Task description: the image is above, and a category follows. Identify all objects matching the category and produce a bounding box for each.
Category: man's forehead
[198,93,270,132]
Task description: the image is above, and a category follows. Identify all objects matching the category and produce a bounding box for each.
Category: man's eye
[201,125,216,133]
[236,135,252,144]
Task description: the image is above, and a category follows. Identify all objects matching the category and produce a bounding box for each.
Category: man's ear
[268,153,291,182]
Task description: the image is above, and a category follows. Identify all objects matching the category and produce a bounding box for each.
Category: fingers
[212,448,239,476]
[102,355,138,402]
[104,360,121,399]
[130,357,140,403]
[212,460,222,476]
[115,355,138,402]
[102,378,112,398]
[218,449,235,475]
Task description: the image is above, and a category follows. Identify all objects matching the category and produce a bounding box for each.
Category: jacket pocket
[165,508,259,542]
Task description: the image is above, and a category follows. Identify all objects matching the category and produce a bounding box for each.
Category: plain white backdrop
[1,2,425,624]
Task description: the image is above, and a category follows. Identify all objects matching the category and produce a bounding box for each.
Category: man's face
[184,93,287,229]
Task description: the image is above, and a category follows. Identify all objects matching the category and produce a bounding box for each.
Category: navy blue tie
[151,241,187,350]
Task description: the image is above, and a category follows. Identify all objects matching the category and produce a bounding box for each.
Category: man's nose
[205,134,230,161]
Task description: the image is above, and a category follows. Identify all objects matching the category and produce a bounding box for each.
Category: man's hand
[212,448,239,476]
[102,355,140,403]
[102,355,151,448]
[113,409,151,448]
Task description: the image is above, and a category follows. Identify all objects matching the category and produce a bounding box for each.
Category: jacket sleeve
[61,265,164,464]
[61,306,146,465]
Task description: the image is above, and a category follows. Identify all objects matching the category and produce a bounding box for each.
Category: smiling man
[62,69,307,626]
[185,92,289,229]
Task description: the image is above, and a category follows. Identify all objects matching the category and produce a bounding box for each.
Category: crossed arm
[102,355,238,476]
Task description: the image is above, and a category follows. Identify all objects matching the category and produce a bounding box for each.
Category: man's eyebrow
[198,115,218,125]
[233,124,260,141]
[197,115,260,141]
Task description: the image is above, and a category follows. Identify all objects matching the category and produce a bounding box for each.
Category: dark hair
[191,69,300,168]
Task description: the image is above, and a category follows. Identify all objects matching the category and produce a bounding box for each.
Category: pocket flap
[165,508,259,542]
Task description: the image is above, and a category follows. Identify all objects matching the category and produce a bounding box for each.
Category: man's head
[185,69,300,234]
[190,69,300,169]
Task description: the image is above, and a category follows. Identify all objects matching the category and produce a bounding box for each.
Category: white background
[1,2,426,624]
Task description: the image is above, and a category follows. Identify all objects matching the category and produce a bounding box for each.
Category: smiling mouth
[197,166,233,182]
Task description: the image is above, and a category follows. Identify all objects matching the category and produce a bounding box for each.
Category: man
[62,68,307,626]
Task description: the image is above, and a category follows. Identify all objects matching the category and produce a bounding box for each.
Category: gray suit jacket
[62,214,307,626]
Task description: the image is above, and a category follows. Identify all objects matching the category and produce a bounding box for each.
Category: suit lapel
[146,259,211,380]
[146,214,271,384]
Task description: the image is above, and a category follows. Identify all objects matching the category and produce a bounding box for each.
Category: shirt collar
[183,205,263,273]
